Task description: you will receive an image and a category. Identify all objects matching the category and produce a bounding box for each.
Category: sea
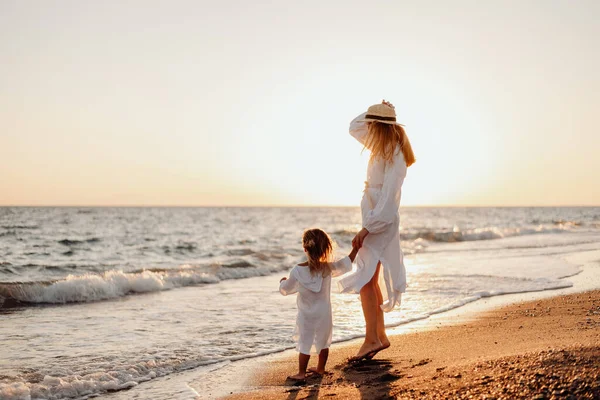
[1,206,600,399]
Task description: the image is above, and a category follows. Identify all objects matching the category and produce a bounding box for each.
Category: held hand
[280,277,287,283]
[351,228,369,250]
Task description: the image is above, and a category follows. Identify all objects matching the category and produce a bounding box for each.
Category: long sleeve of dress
[349,112,368,144]
[330,256,352,277]
[363,153,407,234]
[279,268,299,295]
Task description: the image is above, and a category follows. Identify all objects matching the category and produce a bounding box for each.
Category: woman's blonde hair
[364,122,416,166]
[302,228,334,277]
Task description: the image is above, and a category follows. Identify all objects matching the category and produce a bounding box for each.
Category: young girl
[279,228,358,381]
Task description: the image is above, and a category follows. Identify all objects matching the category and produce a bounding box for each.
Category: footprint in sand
[411,358,431,368]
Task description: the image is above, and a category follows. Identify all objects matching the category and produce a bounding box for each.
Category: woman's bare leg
[355,264,383,358]
[374,263,390,349]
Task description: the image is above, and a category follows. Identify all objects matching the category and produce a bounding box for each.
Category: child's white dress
[338,112,408,312]
[279,257,352,355]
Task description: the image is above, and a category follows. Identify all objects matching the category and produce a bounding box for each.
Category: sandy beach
[225,290,600,399]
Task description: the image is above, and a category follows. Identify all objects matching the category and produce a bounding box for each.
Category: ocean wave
[529,219,584,227]
[407,226,577,243]
[221,260,254,268]
[552,219,583,226]
[0,262,287,306]
[335,225,574,244]
[226,248,255,256]
[9,263,92,271]
[174,242,196,252]
[0,357,205,400]
[58,238,101,246]
[331,228,359,237]
[161,242,199,254]
[429,280,573,315]
[0,344,297,400]
[1,224,39,230]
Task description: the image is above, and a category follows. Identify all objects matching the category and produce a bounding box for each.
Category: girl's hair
[364,122,416,167]
[302,228,334,277]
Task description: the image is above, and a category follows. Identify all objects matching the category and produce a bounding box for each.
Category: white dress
[338,112,408,312]
[279,256,352,355]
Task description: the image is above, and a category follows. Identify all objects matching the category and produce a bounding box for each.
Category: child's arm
[330,246,359,277]
[348,246,358,262]
[279,268,299,295]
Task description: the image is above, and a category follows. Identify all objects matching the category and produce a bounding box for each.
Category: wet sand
[225,290,600,399]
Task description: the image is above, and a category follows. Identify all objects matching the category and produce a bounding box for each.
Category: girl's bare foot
[287,373,306,381]
[307,367,324,375]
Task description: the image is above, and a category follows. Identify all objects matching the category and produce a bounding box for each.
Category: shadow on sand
[283,374,323,400]
[279,357,405,399]
[338,358,403,399]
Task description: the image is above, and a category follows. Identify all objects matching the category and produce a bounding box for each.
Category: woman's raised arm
[349,112,369,144]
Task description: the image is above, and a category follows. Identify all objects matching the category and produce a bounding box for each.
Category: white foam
[429,281,574,315]
[0,356,214,400]
[0,258,299,305]
[0,383,30,400]
[408,225,575,243]
[4,269,219,304]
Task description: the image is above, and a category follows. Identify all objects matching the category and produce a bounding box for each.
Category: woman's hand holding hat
[382,99,395,109]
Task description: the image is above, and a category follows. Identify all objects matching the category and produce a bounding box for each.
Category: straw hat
[359,103,404,126]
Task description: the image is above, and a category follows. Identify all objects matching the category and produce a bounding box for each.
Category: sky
[1,0,599,207]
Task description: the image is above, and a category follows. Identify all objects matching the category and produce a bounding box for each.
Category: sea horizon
[2,204,599,208]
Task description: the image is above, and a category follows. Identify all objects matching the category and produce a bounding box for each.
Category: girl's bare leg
[308,348,329,374]
[288,353,310,380]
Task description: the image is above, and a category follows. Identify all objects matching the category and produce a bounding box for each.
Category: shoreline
[222,249,600,399]
[99,249,600,399]
[227,290,600,399]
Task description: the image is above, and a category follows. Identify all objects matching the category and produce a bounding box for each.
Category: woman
[338,100,415,361]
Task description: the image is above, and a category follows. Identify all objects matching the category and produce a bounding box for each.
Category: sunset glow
[1,1,598,206]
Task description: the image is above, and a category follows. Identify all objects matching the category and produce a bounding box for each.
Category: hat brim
[358,117,404,126]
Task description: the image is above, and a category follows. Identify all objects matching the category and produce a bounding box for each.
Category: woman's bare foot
[349,340,381,362]
[377,337,391,351]
[365,339,391,360]
[287,372,306,381]
[307,367,325,375]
